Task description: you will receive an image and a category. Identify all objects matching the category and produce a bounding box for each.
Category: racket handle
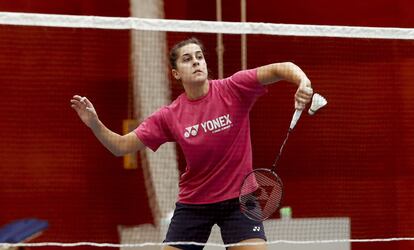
[289,109,303,130]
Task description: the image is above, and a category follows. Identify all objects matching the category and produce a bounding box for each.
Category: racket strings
[240,170,283,221]
[240,125,292,221]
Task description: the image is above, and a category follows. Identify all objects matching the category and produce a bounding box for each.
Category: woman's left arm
[257,62,313,109]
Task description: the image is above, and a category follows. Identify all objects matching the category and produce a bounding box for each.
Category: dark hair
[169,37,205,69]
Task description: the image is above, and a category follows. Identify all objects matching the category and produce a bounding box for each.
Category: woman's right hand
[70,95,99,129]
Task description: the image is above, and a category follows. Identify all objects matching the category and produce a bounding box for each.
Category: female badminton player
[71,37,313,250]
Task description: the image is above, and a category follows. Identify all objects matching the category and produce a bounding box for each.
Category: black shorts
[164,198,266,250]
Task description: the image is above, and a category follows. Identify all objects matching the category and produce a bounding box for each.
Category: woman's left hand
[295,79,313,110]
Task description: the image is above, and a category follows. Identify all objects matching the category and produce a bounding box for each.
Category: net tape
[0,11,413,39]
[2,238,414,248]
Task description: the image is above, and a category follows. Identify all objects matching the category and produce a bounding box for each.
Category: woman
[71,38,313,250]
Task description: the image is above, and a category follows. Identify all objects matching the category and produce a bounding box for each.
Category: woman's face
[172,43,208,85]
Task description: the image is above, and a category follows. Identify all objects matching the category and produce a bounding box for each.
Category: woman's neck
[183,80,209,100]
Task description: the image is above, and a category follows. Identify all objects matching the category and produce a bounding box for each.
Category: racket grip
[289,109,303,130]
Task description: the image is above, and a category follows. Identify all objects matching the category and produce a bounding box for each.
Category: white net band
[0,11,413,39]
[2,238,414,248]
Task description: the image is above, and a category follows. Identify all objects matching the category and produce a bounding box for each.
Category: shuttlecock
[308,93,327,115]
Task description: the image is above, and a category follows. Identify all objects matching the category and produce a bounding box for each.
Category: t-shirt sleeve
[226,68,267,105]
[134,107,174,152]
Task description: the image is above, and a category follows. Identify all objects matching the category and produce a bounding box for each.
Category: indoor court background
[0,1,413,249]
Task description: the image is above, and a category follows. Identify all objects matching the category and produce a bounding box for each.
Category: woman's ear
[172,69,180,80]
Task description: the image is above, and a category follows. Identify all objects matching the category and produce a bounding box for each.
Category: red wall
[0,0,152,247]
[1,1,414,250]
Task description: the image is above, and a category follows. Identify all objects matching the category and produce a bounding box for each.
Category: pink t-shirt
[134,68,267,204]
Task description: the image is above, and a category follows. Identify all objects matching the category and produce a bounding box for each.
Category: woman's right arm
[70,95,146,156]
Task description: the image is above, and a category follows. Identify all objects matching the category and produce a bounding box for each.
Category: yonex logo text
[200,114,232,133]
[253,226,261,232]
[184,114,232,138]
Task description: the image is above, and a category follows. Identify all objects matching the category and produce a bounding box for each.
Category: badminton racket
[239,109,302,221]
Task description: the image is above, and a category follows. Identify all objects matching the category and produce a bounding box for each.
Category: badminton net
[0,11,414,250]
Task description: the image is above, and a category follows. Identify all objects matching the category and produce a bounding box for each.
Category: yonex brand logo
[184,124,199,138]
[253,226,261,232]
[200,114,232,133]
[184,114,232,138]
